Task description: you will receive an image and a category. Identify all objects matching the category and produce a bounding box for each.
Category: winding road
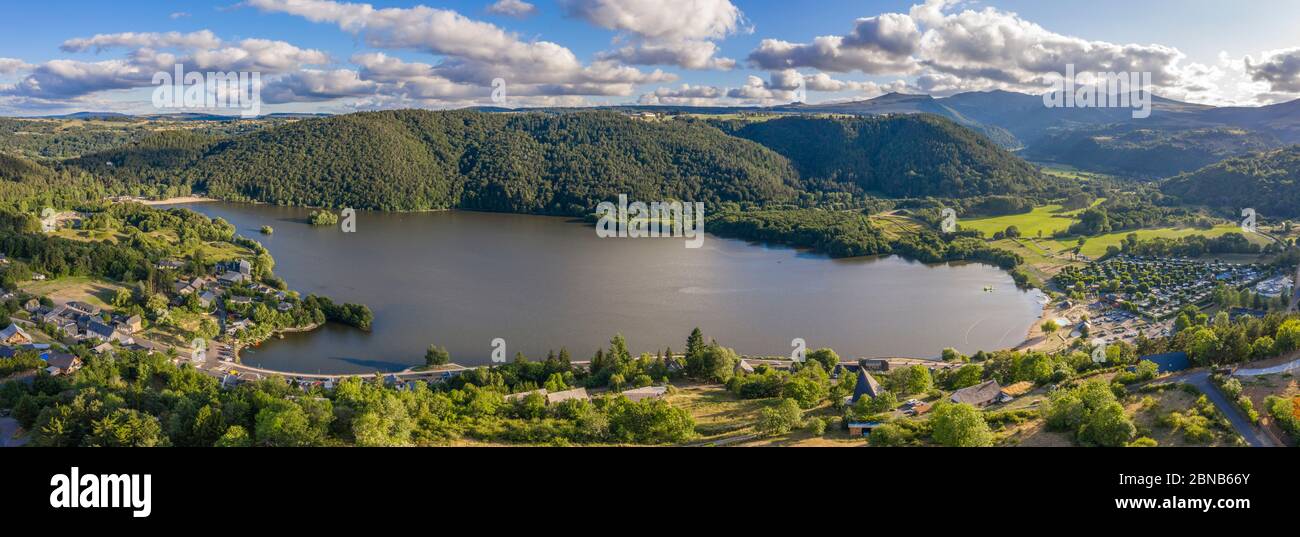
[1157,370,1277,447]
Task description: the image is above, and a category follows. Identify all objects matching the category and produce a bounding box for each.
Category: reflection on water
[168,202,1044,373]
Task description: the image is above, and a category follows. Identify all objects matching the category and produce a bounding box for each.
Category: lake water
[167,202,1045,373]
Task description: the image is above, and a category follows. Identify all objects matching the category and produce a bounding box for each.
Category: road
[0,417,27,447]
[1161,370,1276,447]
[1290,262,1300,312]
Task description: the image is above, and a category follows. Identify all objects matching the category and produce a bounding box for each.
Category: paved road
[1164,370,1275,447]
[0,417,27,447]
[1234,358,1300,377]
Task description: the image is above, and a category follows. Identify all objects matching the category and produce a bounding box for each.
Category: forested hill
[72,110,802,213]
[1161,145,1300,218]
[714,114,1046,198]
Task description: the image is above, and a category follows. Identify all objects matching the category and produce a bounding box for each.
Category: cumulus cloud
[562,0,744,70]
[5,30,329,101]
[744,0,1227,102]
[747,13,921,74]
[486,0,537,18]
[0,58,32,75]
[1244,48,1300,94]
[61,30,224,53]
[262,68,379,103]
[247,0,672,93]
[597,40,735,70]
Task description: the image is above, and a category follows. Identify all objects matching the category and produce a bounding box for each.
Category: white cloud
[563,0,743,70]
[247,0,671,93]
[486,0,537,18]
[0,58,32,75]
[597,41,735,70]
[1244,48,1300,94]
[169,12,191,20]
[5,31,329,101]
[262,68,379,103]
[61,31,224,53]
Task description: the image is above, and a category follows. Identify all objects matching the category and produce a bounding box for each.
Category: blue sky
[2,0,1300,115]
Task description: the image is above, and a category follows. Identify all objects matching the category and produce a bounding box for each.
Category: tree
[1186,326,1221,365]
[806,347,840,372]
[947,364,984,389]
[930,402,992,447]
[215,425,252,447]
[686,327,705,358]
[867,423,911,446]
[1041,319,1059,334]
[757,398,803,436]
[352,393,414,446]
[424,345,450,366]
[890,365,933,396]
[685,343,738,383]
[1078,401,1135,447]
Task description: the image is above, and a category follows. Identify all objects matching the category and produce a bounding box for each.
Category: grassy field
[1064,224,1262,258]
[871,212,927,240]
[52,227,255,263]
[1129,385,1244,447]
[960,200,1102,238]
[19,275,126,310]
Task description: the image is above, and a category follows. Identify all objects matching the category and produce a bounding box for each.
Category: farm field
[19,275,127,310]
[960,199,1103,238]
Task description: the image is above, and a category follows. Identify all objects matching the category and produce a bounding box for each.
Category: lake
[167,202,1045,373]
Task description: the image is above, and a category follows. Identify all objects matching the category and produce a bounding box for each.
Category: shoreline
[138,196,218,206]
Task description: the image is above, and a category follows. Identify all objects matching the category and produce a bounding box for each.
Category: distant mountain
[716,114,1046,198]
[772,93,1021,149]
[1161,145,1300,218]
[1020,125,1280,178]
[72,110,801,213]
[38,111,131,120]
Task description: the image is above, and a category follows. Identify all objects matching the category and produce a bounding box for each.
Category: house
[546,387,590,405]
[850,360,884,404]
[847,421,884,437]
[734,359,755,375]
[238,259,252,276]
[218,271,245,285]
[0,323,32,345]
[858,358,891,372]
[44,353,82,376]
[1138,352,1191,374]
[156,259,183,270]
[85,321,130,344]
[950,380,1004,407]
[228,295,254,305]
[23,298,40,312]
[504,388,547,403]
[120,314,143,333]
[65,301,100,316]
[620,386,667,402]
[999,381,1034,402]
[276,302,294,312]
[198,291,216,309]
[91,342,114,355]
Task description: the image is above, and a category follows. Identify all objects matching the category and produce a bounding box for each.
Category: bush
[757,398,803,437]
[805,417,827,436]
[868,423,912,446]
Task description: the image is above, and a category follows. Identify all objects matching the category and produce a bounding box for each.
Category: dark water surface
[168,202,1044,373]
